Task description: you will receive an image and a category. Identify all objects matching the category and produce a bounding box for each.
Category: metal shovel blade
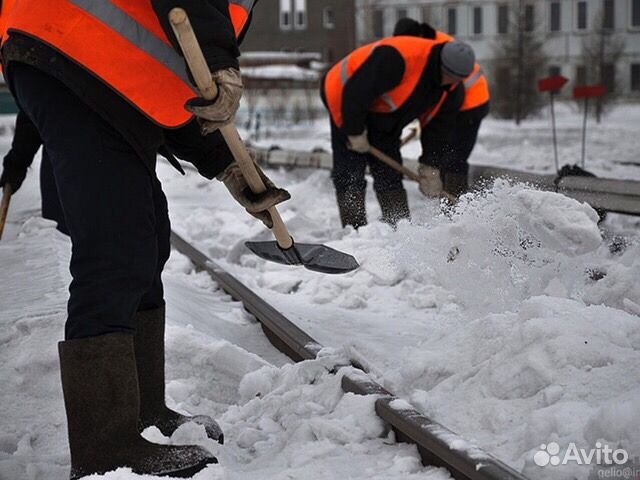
[245,240,359,274]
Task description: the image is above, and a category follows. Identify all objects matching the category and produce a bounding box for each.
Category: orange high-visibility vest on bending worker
[2,0,254,128]
[324,37,438,128]
[460,63,490,111]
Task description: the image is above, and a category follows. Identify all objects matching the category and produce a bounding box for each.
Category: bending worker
[1,1,289,479]
[321,35,474,229]
[395,18,490,198]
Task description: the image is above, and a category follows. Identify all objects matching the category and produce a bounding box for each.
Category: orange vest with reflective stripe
[3,0,252,128]
[324,37,436,128]
[461,63,490,111]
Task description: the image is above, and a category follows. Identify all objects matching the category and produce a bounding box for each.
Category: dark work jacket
[322,43,460,142]
[1,0,241,178]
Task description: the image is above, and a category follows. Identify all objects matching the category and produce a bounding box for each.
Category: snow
[1,104,640,480]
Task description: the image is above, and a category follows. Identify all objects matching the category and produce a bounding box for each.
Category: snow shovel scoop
[368,146,456,203]
[0,185,12,240]
[169,9,359,275]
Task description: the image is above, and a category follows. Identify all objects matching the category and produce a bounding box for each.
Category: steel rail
[170,230,529,480]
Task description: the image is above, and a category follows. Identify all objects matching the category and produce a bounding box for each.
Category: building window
[497,4,509,34]
[323,7,335,29]
[602,0,615,29]
[396,8,408,21]
[576,65,587,85]
[550,2,561,32]
[524,4,535,32]
[549,65,562,77]
[473,6,483,35]
[631,64,640,90]
[577,1,588,30]
[447,7,457,35]
[632,0,640,27]
[373,9,384,38]
[279,0,292,30]
[293,0,307,29]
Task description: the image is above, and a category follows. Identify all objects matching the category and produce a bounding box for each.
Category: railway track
[170,230,530,480]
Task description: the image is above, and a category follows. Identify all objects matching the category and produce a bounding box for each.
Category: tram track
[170,230,530,480]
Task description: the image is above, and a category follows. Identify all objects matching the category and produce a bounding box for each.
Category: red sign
[573,85,607,99]
[538,76,569,93]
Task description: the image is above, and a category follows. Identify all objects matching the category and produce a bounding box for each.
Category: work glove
[218,161,290,228]
[418,164,443,198]
[0,154,29,193]
[347,130,371,154]
[186,68,243,135]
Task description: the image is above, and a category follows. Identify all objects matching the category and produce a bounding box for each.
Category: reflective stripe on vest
[324,37,436,128]
[461,63,490,111]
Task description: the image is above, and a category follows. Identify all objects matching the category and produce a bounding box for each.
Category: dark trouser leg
[11,63,215,478]
[11,63,161,340]
[443,113,483,197]
[368,138,410,226]
[330,122,367,228]
[40,150,69,235]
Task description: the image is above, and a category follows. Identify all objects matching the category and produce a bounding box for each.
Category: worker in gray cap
[321,37,474,228]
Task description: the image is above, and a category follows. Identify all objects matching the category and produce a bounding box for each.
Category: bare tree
[491,0,548,123]
[580,9,625,122]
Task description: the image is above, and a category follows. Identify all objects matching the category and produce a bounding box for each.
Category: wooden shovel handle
[0,185,13,240]
[369,147,457,203]
[169,8,293,249]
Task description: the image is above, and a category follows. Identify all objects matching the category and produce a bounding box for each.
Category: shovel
[0,185,12,240]
[169,9,358,275]
[368,147,456,203]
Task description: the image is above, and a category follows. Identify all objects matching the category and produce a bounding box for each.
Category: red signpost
[573,85,607,168]
[538,75,569,174]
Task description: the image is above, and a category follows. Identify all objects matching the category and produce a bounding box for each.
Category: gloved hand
[347,131,371,153]
[0,155,29,193]
[186,68,243,135]
[418,164,443,198]
[218,162,290,228]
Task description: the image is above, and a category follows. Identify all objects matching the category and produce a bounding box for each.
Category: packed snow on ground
[1,104,640,480]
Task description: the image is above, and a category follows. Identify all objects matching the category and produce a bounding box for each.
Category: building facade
[241,0,357,64]
[356,0,640,96]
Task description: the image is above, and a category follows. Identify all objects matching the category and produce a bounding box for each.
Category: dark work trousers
[438,104,488,175]
[330,122,404,195]
[40,150,70,235]
[10,63,170,340]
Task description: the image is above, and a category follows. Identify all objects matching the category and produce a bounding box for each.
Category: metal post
[581,97,589,169]
[550,91,559,173]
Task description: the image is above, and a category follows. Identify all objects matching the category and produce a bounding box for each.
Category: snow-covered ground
[1,106,639,480]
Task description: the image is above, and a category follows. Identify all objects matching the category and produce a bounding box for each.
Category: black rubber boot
[336,189,367,229]
[134,307,224,443]
[443,171,468,198]
[59,333,217,480]
[376,189,411,227]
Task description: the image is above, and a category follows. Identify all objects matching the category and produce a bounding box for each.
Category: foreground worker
[321,36,474,228]
[1,0,289,478]
[394,18,490,198]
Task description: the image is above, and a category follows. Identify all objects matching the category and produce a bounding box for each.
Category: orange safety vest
[2,0,254,128]
[460,63,490,111]
[324,37,437,128]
